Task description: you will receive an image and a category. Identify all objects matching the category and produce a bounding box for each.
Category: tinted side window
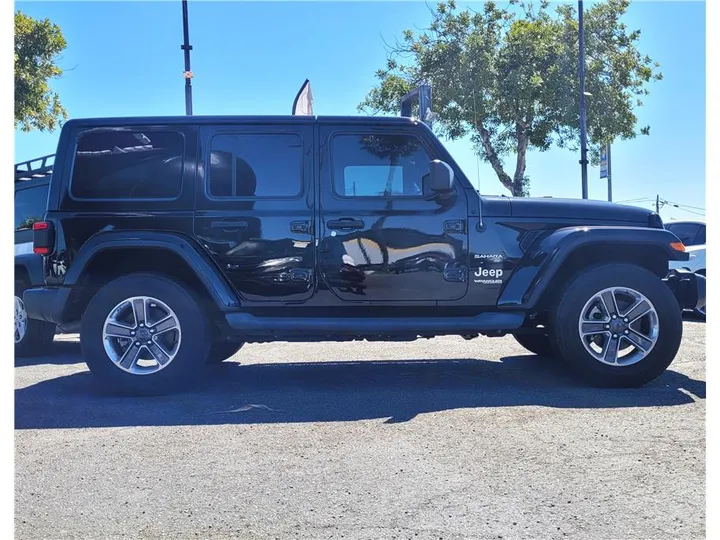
[71,130,184,199]
[15,185,49,231]
[208,133,302,198]
[695,225,706,245]
[666,223,701,246]
[331,133,431,197]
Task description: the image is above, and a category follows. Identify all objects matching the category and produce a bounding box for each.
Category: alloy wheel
[102,296,182,375]
[577,286,659,367]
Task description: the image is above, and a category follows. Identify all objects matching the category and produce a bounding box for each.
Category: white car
[666,219,706,318]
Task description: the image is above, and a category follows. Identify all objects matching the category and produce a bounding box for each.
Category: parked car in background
[666,219,706,318]
[15,155,58,355]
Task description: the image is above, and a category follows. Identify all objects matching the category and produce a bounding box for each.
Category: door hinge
[444,220,465,234]
[290,220,312,234]
[443,266,467,283]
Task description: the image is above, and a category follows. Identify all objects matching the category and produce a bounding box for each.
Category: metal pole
[606,144,612,202]
[181,0,193,115]
[578,0,589,199]
[656,194,660,213]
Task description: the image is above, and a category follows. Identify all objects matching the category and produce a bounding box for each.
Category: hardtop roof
[64,115,421,128]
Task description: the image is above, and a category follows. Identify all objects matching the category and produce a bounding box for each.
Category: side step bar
[225,312,526,337]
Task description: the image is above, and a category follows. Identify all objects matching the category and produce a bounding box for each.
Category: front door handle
[327,218,365,230]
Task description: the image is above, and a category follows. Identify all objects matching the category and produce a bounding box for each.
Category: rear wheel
[513,333,555,357]
[207,342,244,364]
[550,263,682,388]
[81,273,211,395]
[15,279,56,358]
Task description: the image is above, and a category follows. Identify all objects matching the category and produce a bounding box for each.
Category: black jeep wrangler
[23,115,704,394]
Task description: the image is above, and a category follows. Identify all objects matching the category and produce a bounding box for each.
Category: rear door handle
[290,220,312,234]
[327,218,365,230]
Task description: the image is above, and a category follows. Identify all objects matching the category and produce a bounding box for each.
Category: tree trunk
[476,122,514,194]
[512,123,530,197]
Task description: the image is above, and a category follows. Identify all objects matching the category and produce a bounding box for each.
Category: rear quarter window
[70,130,185,200]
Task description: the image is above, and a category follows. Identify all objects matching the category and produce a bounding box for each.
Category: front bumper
[664,269,706,311]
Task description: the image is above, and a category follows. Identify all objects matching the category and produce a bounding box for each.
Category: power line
[654,195,705,217]
[616,197,653,204]
[617,197,705,214]
[664,200,705,212]
[673,207,705,217]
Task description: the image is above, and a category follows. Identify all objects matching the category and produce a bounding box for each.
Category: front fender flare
[498,226,688,310]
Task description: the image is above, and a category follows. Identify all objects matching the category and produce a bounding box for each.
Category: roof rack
[15,154,55,183]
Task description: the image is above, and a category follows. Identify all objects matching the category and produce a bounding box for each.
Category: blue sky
[14,1,705,221]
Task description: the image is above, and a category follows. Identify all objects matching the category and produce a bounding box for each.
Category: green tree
[15,10,68,132]
[359,0,662,196]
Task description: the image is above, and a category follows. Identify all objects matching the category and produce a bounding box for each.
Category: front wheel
[206,342,244,364]
[81,273,211,395]
[550,263,682,388]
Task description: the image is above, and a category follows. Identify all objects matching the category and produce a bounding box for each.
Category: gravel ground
[15,319,705,540]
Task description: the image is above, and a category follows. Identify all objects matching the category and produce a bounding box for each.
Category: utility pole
[181,0,194,115]
[578,0,589,199]
[656,194,660,213]
[606,144,612,202]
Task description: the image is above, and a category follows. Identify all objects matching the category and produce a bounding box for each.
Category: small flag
[600,146,608,179]
[292,79,314,116]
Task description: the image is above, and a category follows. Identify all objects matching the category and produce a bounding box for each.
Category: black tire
[80,273,211,395]
[694,270,706,319]
[15,279,56,358]
[549,263,683,388]
[206,342,244,364]
[513,333,555,357]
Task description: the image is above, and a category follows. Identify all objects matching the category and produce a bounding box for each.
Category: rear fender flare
[65,231,240,311]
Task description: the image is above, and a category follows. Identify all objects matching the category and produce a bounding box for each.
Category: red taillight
[32,221,54,255]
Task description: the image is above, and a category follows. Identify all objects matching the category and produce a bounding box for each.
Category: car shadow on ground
[15,354,705,430]
[14,340,83,367]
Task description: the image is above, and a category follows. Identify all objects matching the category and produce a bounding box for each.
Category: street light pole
[181,0,194,115]
[578,0,589,199]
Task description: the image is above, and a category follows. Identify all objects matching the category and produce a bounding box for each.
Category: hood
[507,197,652,224]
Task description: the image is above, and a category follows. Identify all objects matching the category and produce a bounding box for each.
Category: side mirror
[429,160,455,193]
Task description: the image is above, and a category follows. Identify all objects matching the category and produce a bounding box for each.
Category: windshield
[666,222,704,246]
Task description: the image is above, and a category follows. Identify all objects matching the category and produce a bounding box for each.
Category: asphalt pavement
[15,318,705,540]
